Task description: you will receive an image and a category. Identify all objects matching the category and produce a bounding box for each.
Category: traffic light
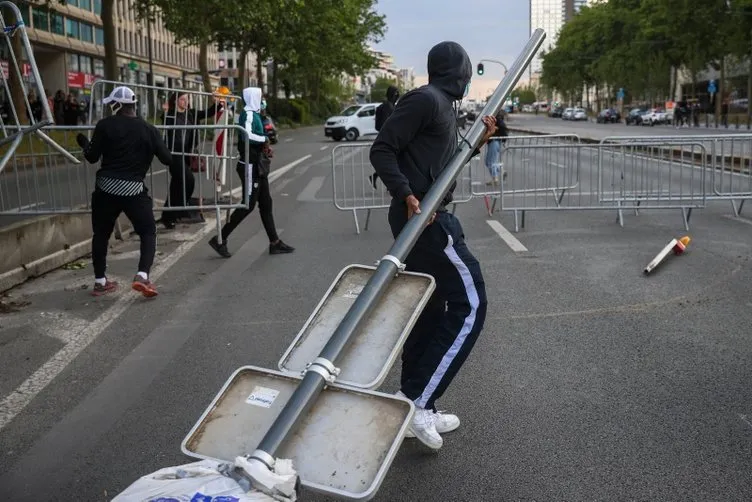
[477,63,484,76]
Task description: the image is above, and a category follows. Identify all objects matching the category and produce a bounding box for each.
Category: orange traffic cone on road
[644,236,691,275]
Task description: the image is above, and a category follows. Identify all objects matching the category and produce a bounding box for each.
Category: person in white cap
[76,85,173,297]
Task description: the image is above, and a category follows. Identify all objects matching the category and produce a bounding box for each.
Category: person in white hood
[209,87,294,257]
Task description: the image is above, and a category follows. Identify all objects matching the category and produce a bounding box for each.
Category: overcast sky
[372,0,532,100]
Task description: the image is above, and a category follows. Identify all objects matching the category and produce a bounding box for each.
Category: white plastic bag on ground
[112,459,291,502]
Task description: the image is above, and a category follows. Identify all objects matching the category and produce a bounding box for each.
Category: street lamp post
[146,7,155,116]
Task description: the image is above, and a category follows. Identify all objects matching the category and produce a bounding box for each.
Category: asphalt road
[1,124,752,501]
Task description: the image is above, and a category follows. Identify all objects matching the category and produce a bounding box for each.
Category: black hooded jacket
[375,85,399,131]
[369,41,472,206]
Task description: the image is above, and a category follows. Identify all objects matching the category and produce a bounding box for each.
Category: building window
[66,19,79,39]
[79,55,92,74]
[79,0,91,10]
[19,3,30,25]
[80,22,93,43]
[50,12,64,35]
[93,0,101,15]
[68,53,79,72]
[66,0,78,6]
[31,7,49,31]
[95,27,104,45]
[93,58,104,76]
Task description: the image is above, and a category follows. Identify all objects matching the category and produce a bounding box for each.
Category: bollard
[644,236,691,275]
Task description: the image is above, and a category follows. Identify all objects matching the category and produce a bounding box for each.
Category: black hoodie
[369,41,472,207]
[375,85,399,131]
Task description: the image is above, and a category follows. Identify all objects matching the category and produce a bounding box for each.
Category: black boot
[269,240,295,255]
[209,236,232,258]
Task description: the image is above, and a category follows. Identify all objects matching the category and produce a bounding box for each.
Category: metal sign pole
[249,29,547,467]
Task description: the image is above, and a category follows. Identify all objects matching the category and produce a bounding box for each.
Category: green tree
[513,86,537,105]
[370,76,397,102]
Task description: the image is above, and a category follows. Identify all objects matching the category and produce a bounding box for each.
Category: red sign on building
[67,72,97,89]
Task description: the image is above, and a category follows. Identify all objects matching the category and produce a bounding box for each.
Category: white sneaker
[396,391,459,447]
[404,409,461,436]
[407,407,443,450]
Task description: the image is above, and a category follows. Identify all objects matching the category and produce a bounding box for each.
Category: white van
[324,102,381,141]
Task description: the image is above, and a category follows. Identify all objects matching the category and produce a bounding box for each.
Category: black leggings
[91,189,157,278]
[163,154,195,222]
[220,163,278,242]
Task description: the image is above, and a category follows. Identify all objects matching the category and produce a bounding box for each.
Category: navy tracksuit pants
[389,201,488,411]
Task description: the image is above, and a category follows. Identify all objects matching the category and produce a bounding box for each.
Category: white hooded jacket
[242,87,267,144]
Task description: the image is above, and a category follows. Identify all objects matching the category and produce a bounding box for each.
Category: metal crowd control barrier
[178,29,547,501]
[599,133,752,218]
[471,134,581,216]
[488,139,708,232]
[90,80,243,202]
[331,141,473,234]
[0,124,250,241]
[0,2,77,172]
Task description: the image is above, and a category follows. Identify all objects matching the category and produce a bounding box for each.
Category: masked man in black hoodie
[370,41,496,450]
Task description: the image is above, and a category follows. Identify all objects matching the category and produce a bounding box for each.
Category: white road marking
[150,169,167,176]
[548,162,566,168]
[486,219,528,252]
[284,138,294,143]
[0,161,302,432]
[223,154,312,197]
[320,146,328,151]
[297,176,326,202]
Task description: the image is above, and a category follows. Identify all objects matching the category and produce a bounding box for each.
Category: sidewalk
[0,218,214,400]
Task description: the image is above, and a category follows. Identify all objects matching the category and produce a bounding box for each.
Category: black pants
[220,162,279,242]
[163,154,195,222]
[389,203,488,410]
[91,189,157,278]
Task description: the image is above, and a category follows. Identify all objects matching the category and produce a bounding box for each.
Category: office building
[8,0,222,103]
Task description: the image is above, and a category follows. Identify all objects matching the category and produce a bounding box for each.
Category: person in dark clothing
[53,90,65,125]
[208,86,294,258]
[63,93,79,125]
[77,86,173,298]
[369,41,497,450]
[160,92,221,228]
[368,85,400,189]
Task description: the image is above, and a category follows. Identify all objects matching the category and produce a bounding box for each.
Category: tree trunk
[6,6,27,125]
[271,60,279,99]
[282,79,291,99]
[670,66,678,102]
[102,0,119,84]
[199,41,212,93]
[255,51,264,92]
[238,48,249,90]
[716,57,725,121]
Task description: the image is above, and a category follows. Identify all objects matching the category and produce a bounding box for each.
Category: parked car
[324,102,380,141]
[549,106,564,118]
[562,107,574,120]
[596,108,620,124]
[571,108,587,121]
[640,108,668,126]
[625,107,647,125]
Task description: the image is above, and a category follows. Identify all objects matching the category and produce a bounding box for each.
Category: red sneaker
[131,275,158,298]
[91,280,118,296]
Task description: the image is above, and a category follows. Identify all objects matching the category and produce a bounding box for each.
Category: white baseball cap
[102,86,137,105]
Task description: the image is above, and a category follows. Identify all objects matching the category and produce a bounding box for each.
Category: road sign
[617,88,625,100]
[708,80,717,95]
[128,61,138,71]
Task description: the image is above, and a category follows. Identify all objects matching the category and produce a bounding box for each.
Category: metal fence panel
[0,1,76,171]
[331,141,473,234]
[0,124,250,218]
